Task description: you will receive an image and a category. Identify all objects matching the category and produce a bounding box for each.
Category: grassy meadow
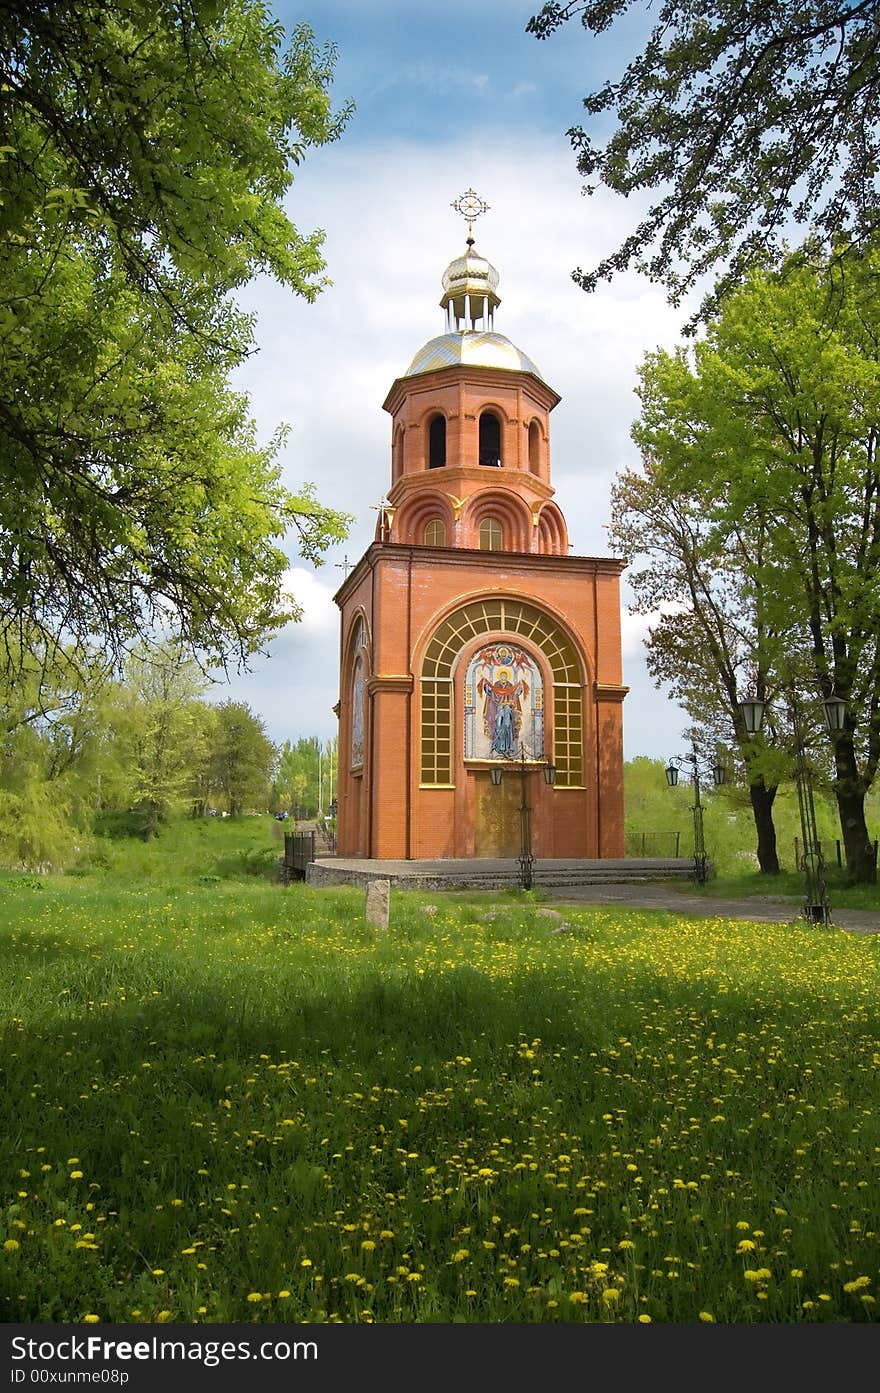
[1,817,880,1325]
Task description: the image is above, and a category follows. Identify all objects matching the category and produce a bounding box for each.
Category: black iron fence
[793,836,878,877]
[280,831,315,884]
[625,830,683,859]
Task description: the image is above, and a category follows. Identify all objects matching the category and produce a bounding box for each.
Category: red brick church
[333,194,627,860]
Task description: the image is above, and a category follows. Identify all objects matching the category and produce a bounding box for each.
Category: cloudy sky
[219,0,698,761]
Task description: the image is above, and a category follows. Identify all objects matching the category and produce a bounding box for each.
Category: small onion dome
[440,241,501,330]
[441,243,500,305]
[404,330,545,382]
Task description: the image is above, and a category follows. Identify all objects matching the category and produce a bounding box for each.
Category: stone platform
[305,856,701,892]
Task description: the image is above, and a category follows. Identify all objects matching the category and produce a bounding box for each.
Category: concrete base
[305,856,705,891]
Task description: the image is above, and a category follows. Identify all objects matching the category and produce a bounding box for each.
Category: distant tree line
[0,637,334,869]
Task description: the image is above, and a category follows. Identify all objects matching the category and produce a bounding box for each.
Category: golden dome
[404,330,545,381]
[441,245,500,301]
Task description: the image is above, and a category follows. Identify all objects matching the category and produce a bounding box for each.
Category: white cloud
[283,567,339,637]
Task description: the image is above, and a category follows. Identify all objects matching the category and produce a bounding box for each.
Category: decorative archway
[419,596,586,789]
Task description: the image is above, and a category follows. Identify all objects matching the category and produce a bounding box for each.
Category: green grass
[2,827,880,1325]
[677,867,880,911]
[74,812,283,884]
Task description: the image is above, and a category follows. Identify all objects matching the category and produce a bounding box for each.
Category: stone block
[365,878,391,929]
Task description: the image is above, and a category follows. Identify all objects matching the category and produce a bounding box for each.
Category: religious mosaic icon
[463,643,544,761]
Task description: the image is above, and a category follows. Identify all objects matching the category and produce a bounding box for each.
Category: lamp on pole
[737,686,845,925]
[665,740,727,884]
[489,743,556,889]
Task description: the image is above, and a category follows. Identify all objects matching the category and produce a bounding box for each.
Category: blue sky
[217,0,697,763]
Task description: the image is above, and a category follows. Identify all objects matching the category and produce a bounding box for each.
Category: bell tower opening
[428,414,446,468]
[479,411,501,466]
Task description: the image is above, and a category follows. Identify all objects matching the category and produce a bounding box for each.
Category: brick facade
[333,241,627,860]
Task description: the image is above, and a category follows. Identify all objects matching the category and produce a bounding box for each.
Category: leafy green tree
[208,701,275,816]
[610,457,786,872]
[275,739,308,816]
[1,2,352,674]
[527,1,880,319]
[110,643,212,836]
[625,241,880,881]
[0,635,113,866]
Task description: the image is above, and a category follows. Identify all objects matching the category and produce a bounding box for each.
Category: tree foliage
[0,1,352,674]
[207,700,275,818]
[609,456,787,872]
[527,0,880,319]
[619,240,880,879]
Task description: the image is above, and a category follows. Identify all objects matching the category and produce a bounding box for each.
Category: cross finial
[334,554,352,578]
[451,188,489,245]
[370,497,395,542]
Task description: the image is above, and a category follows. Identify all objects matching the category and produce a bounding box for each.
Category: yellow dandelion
[843,1277,871,1293]
[83,1314,99,1324]
[602,1288,621,1304]
[246,1293,262,1303]
[3,1239,20,1253]
[638,1314,652,1323]
[699,1312,715,1322]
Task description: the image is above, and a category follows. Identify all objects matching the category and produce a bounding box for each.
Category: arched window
[479,517,503,551]
[392,426,404,482]
[428,415,446,468]
[479,411,502,466]
[528,420,541,473]
[424,518,446,546]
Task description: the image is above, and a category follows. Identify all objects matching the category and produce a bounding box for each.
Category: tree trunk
[749,778,780,874]
[832,733,877,883]
[835,783,877,883]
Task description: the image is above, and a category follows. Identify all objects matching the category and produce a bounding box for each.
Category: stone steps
[305,858,707,891]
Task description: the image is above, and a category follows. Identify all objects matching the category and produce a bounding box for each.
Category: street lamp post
[665,741,727,884]
[737,688,845,925]
[489,743,556,890]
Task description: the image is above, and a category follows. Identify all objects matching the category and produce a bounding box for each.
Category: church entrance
[473,771,521,857]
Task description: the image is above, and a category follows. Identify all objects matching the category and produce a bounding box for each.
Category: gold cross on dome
[451,188,489,241]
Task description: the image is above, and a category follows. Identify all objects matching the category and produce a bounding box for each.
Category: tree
[623,241,880,881]
[207,700,275,816]
[527,1,880,320]
[0,2,352,674]
[609,455,787,873]
[0,634,113,866]
[110,643,212,836]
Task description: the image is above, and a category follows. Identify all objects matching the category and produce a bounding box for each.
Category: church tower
[334,193,628,861]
